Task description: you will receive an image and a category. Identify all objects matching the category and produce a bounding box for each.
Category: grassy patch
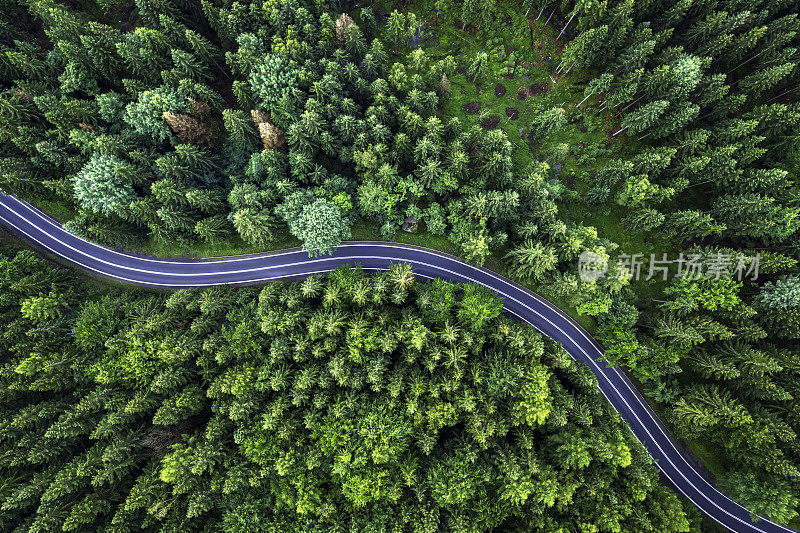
[31,198,78,222]
[133,230,301,258]
[351,222,459,253]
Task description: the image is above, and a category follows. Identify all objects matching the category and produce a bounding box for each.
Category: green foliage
[230,208,277,247]
[756,276,800,310]
[72,296,119,350]
[2,0,800,527]
[124,86,189,143]
[528,105,567,141]
[249,53,299,114]
[0,247,696,531]
[73,152,137,215]
[288,198,351,257]
[276,192,351,256]
[457,283,503,331]
[96,91,127,124]
[720,470,800,524]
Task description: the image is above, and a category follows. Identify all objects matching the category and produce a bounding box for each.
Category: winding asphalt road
[0,192,795,533]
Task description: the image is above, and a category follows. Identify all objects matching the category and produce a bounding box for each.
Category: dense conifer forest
[0,247,699,531]
[0,0,799,529]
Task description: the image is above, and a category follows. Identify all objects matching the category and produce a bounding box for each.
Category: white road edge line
[0,197,794,533]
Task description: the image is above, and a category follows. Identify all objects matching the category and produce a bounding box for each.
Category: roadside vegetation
[0,0,799,528]
[0,245,701,531]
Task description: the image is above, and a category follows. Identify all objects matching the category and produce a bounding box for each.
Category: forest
[0,0,798,530]
[0,246,699,531]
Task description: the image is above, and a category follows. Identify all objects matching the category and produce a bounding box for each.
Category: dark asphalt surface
[0,193,794,533]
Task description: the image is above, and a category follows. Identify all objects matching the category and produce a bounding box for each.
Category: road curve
[0,193,795,533]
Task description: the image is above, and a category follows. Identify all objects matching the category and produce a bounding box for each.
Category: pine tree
[230,208,276,246]
[162,111,209,144]
[73,152,137,215]
[619,100,670,135]
[529,106,567,141]
[622,207,665,231]
[468,52,488,83]
[219,108,259,158]
[756,276,800,310]
[739,62,796,99]
[461,0,481,28]
[505,240,559,281]
[249,54,299,114]
[335,13,354,45]
[387,11,405,53]
[562,25,609,69]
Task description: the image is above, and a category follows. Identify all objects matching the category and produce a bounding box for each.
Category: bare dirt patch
[527,131,539,151]
[464,101,481,114]
[517,83,551,100]
[481,115,501,129]
[495,83,507,97]
[505,107,519,120]
[528,83,551,97]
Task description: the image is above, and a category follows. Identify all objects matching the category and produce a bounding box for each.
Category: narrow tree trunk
[638,132,651,141]
[576,91,594,107]
[211,58,230,79]
[726,49,767,75]
[604,94,643,116]
[612,125,628,136]
[544,8,556,26]
[620,94,645,112]
[686,179,714,188]
[536,3,547,20]
[765,83,800,104]
[557,12,576,39]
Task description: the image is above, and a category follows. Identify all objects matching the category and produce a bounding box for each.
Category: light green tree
[282,198,351,257]
[73,153,136,215]
[457,283,503,331]
[468,52,488,83]
[249,53,299,113]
